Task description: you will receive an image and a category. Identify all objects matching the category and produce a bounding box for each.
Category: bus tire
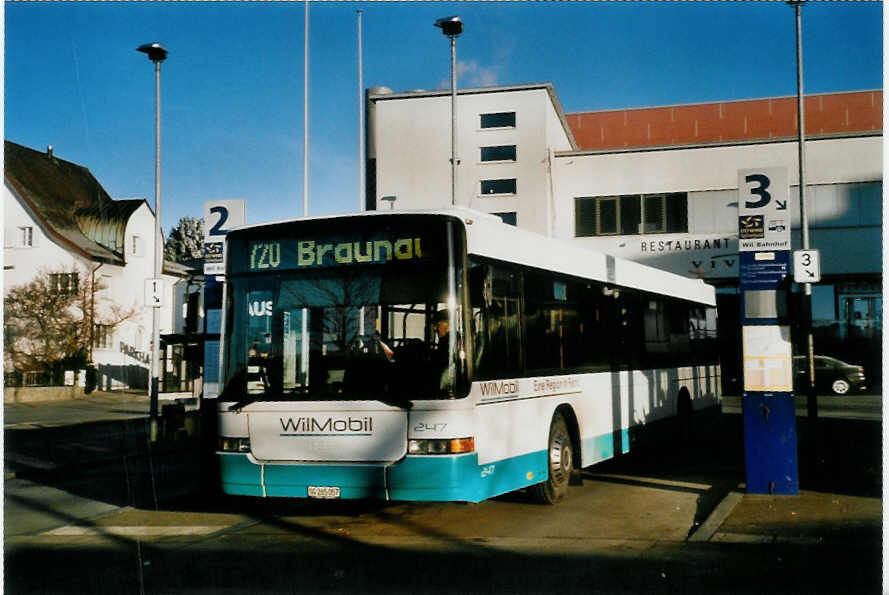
[531,412,574,505]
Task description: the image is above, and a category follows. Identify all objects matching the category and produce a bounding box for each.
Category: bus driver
[432,309,461,389]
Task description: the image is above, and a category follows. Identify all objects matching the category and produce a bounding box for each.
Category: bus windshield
[221,217,467,404]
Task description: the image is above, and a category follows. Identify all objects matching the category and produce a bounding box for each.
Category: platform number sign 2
[204,200,246,240]
[203,200,246,275]
[208,206,229,236]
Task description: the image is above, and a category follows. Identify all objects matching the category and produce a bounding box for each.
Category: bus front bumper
[219,450,546,503]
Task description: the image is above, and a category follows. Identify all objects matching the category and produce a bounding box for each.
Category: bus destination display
[247,235,426,272]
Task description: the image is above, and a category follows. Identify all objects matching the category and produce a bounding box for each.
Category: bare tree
[4,266,136,378]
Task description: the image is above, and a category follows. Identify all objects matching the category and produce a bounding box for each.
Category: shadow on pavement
[4,406,882,595]
[6,528,881,595]
[4,406,880,510]
[5,415,203,510]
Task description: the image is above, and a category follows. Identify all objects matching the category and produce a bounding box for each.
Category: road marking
[688,488,743,542]
[590,474,711,491]
[711,532,774,544]
[42,525,230,537]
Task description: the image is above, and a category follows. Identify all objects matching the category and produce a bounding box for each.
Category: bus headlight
[218,437,251,453]
[408,437,474,455]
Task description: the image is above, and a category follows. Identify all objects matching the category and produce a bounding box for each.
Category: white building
[366,84,883,388]
[367,84,575,230]
[3,141,190,391]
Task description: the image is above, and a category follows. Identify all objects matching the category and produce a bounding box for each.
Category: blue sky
[4,2,882,234]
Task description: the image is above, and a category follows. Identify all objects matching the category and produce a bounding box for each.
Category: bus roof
[229,207,716,306]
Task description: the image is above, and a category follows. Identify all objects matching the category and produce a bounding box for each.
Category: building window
[93,324,113,349]
[575,193,687,237]
[480,112,516,129]
[50,272,79,295]
[20,226,33,247]
[480,145,517,162]
[493,212,517,226]
[132,235,143,257]
[481,179,517,196]
[644,193,687,233]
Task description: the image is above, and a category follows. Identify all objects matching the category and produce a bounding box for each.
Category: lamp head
[137,42,168,63]
[434,16,463,37]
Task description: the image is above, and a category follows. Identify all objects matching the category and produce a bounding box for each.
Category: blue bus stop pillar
[742,392,799,494]
[737,167,799,495]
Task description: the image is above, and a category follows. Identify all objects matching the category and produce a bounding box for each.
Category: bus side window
[610,289,643,371]
[469,264,490,373]
[469,262,522,379]
[576,282,610,373]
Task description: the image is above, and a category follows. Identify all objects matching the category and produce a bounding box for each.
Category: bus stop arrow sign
[793,249,821,283]
[145,278,165,308]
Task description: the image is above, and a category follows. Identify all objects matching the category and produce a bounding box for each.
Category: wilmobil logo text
[480,381,520,397]
[279,416,374,436]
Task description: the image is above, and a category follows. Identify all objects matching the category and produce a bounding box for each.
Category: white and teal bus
[217,208,719,504]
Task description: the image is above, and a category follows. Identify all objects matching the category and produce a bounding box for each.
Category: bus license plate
[307,486,341,499]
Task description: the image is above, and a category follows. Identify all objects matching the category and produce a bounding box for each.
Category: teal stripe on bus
[388,450,547,502]
[264,464,387,499]
[583,429,630,464]
[218,428,630,501]
[219,453,264,497]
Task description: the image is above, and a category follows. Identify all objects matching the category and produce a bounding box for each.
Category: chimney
[47,145,53,159]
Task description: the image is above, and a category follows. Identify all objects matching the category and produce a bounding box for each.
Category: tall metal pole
[303,0,309,218]
[449,35,457,206]
[137,43,167,442]
[301,1,310,384]
[792,0,818,471]
[358,9,365,213]
[149,58,162,441]
[435,17,462,206]
[357,9,366,336]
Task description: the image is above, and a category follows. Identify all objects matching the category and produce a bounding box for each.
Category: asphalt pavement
[3,390,883,594]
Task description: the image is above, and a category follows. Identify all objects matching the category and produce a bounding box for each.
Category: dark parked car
[793,355,867,395]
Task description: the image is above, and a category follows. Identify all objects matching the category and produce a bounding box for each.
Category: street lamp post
[435,16,462,207]
[137,42,168,442]
[789,0,819,476]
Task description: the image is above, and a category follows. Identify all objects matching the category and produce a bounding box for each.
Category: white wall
[553,136,881,204]
[3,183,181,389]
[372,87,573,235]
[370,85,881,282]
[89,203,165,383]
[553,136,882,279]
[3,181,90,288]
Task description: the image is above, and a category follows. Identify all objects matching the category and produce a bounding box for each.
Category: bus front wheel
[531,412,573,505]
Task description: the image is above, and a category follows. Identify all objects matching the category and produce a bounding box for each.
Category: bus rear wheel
[531,412,573,505]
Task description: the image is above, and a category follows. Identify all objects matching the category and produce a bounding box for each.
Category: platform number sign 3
[793,249,821,284]
[743,174,773,209]
[738,168,790,253]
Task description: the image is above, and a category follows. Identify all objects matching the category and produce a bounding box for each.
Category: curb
[688,485,744,543]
